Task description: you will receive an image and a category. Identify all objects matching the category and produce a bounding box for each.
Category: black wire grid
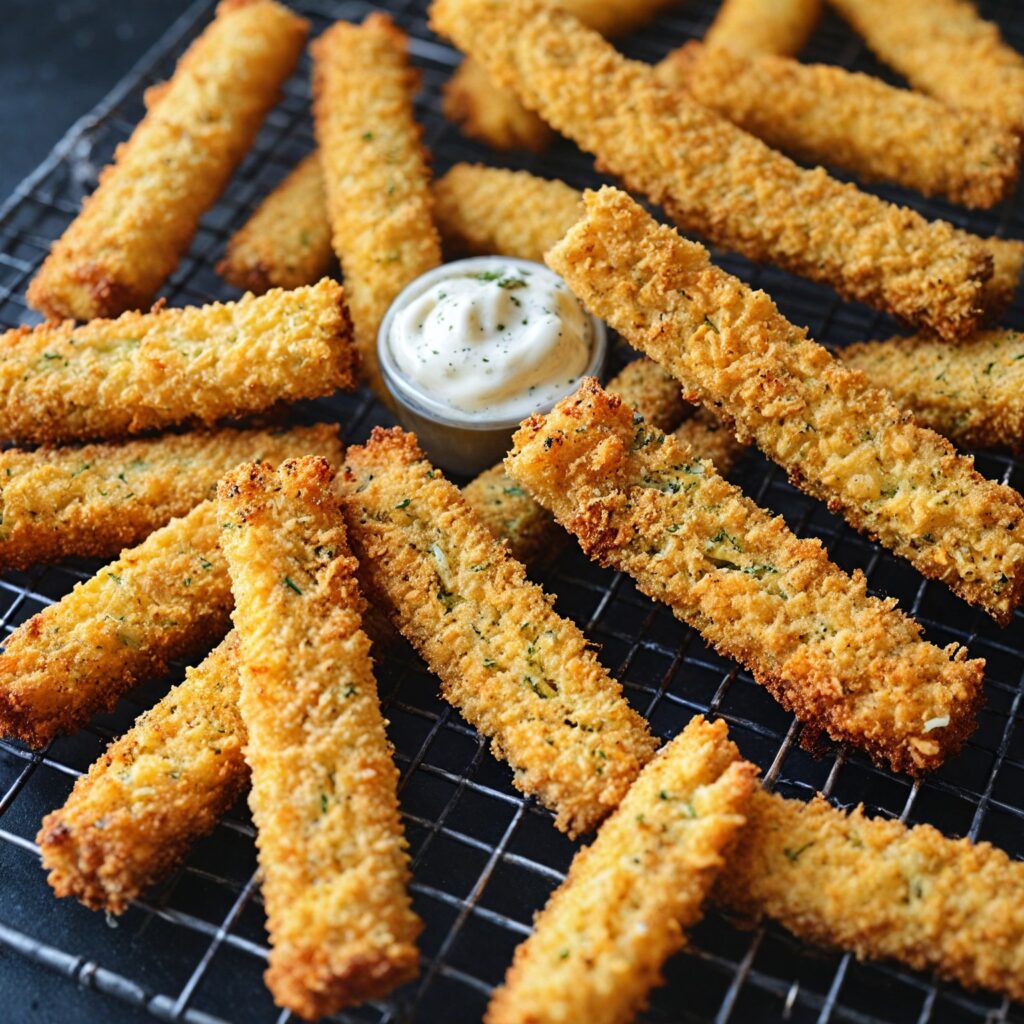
[0,2,1023,1022]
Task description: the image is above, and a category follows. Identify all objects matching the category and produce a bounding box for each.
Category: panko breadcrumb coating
[506,380,984,775]
[841,330,1024,454]
[340,428,658,837]
[312,14,442,403]
[657,43,1021,210]
[0,280,354,446]
[672,408,746,477]
[718,789,1024,1003]
[217,153,334,294]
[429,0,992,341]
[219,457,420,1018]
[830,0,1024,135]
[37,634,247,914]
[704,0,821,56]
[487,716,757,1024]
[26,0,308,322]
[0,424,339,571]
[546,188,1024,625]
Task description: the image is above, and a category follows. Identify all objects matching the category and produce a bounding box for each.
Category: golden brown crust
[37,634,247,913]
[312,14,442,403]
[703,0,821,56]
[658,43,1021,210]
[429,0,991,341]
[0,424,340,571]
[671,408,746,476]
[545,188,1024,625]
[219,457,419,1018]
[982,236,1024,321]
[26,0,308,321]
[505,379,985,775]
[487,717,757,1024]
[717,790,1024,1003]
[339,428,658,837]
[217,154,335,294]
[0,280,354,445]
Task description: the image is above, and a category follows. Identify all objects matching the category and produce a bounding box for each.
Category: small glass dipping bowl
[378,256,607,477]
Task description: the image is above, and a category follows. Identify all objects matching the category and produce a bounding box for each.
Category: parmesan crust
[703,0,821,56]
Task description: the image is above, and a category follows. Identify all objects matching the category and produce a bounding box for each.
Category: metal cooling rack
[1,1,1023,1022]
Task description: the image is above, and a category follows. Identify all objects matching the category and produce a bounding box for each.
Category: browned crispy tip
[704,0,822,57]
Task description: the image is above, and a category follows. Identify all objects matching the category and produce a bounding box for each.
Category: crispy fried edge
[703,0,821,56]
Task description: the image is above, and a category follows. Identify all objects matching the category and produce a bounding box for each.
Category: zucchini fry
[219,457,419,1017]
[340,428,658,837]
[487,716,757,1024]
[841,330,1024,454]
[658,43,1020,210]
[217,153,334,294]
[312,14,442,403]
[718,789,1024,1003]
[429,0,992,341]
[672,408,746,477]
[37,634,247,913]
[505,379,984,775]
[0,280,354,445]
[0,424,339,571]
[26,0,308,322]
[704,0,821,56]
[545,188,1024,625]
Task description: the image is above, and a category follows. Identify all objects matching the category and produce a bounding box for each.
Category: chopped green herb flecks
[283,576,303,595]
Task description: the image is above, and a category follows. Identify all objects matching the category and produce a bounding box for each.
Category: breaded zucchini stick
[841,330,1024,454]
[704,0,821,56]
[217,154,334,294]
[718,789,1024,1003]
[26,0,308,322]
[0,280,354,446]
[312,14,442,402]
[657,44,1021,210]
[340,428,658,837]
[830,0,1024,135]
[487,716,757,1024]
[546,188,1024,624]
[0,424,339,571]
[37,634,247,913]
[506,379,985,775]
[672,407,746,477]
[429,0,992,341]
[219,457,419,1017]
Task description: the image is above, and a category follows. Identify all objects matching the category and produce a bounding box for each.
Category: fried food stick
[545,188,1024,625]
[312,14,442,403]
[841,330,1024,454]
[506,379,986,775]
[429,0,992,341]
[486,716,757,1024]
[219,457,419,1017]
[37,634,247,913]
[704,0,821,56]
[0,279,354,446]
[26,0,308,322]
[0,424,338,571]
[217,154,334,294]
[672,407,746,477]
[340,428,658,837]
[830,0,1024,135]
[0,429,344,747]
[657,43,1021,210]
[718,789,1024,1003]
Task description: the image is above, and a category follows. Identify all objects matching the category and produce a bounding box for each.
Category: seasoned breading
[607,358,688,434]
[312,14,442,403]
[26,0,307,322]
[217,154,334,294]
[546,189,1024,624]
[0,424,339,571]
[218,457,419,1018]
[487,716,757,1024]
[429,0,992,341]
[830,0,1024,135]
[37,634,247,914]
[704,0,821,56]
[339,428,658,837]
[841,330,1024,454]
[506,380,985,775]
[718,789,1024,1003]
[0,280,354,446]
[672,408,746,477]
[657,44,1021,210]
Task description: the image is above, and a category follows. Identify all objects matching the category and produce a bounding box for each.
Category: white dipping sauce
[387,262,593,420]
